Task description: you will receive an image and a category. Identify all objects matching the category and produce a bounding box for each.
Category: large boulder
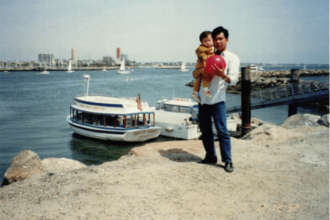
[2,150,44,187]
[318,114,329,127]
[41,158,86,173]
[281,114,322,129]
[240,123,298,145]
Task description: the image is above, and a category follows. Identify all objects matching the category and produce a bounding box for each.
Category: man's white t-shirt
[199,50,240,105]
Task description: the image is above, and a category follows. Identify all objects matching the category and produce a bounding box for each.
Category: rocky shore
[186,69,330,94]
[0,114,329,220]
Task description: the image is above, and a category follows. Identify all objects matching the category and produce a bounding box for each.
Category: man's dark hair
[199,31,212,43]
[212,26,229,39]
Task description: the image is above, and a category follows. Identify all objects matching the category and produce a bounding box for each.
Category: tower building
[72,48,76,63]
[116,48,121,64]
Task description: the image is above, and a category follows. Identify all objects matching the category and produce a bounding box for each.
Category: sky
[0,0,329,64]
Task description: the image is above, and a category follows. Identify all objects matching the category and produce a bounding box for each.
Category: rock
[318,114,329,127]
[241,124,291,142]
[281,114,321,129]
[302,113,321,122]
[185,79,195,87]
[2,150,44,187]
[42,158,87,173]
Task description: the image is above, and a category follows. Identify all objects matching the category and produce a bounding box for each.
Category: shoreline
[0,114,329,219]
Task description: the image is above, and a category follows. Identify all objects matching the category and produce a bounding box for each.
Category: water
[0,66,328,182]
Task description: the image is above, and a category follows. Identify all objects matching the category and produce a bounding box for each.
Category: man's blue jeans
[198,101,232,162]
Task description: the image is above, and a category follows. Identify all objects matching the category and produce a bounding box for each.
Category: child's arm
[196,48,207,62]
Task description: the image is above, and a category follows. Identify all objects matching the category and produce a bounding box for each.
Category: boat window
[82,113,95,125]
[77,111,83,123]
[147,113,155,126]
[164,105,180,112]
[96,115,104,126]
[116,116,124,128]
[105,115,116,127]
[180,107,191,114]
[126,115,134,128]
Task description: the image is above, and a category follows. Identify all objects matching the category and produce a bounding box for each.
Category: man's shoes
[191,93,201,103]
[198,156,217,164]
[224,162,234,172]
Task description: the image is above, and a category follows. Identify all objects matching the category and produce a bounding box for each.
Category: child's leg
[202,75,212,89]
[193,75,202,92]
[202,75,213,97]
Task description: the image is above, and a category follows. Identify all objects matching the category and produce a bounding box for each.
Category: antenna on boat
[83,75,90,96]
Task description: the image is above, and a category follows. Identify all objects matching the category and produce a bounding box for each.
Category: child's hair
[199,31,212,43]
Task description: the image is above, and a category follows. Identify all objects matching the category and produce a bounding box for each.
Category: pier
[227,68,329,135]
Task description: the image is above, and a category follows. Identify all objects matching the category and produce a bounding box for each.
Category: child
[191,31,215,103]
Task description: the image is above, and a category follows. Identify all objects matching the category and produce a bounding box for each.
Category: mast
[83,75,90,96]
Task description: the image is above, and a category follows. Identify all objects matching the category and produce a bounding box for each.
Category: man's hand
[211,64,226,78]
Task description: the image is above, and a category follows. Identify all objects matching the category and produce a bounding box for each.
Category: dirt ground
[0,122,329,220]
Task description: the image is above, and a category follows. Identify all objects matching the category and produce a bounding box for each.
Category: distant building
[72,48,76,64]
[116,48,121,64]
[38,54,54,65]
[103,56,115,65]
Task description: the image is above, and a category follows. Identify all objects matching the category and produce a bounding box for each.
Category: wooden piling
[241,67,252,136]
[288,69,300,116]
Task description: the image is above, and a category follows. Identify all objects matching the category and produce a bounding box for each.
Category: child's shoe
[191,93,201,103]
[202,90,212,98]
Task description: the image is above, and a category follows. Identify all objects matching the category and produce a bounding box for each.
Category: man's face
[213,32,228,52]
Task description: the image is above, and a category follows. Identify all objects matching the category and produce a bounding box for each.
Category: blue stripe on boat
[70,123,125,135]
[75,98,124,108]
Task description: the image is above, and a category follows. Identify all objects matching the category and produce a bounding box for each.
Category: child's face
[202,34,213,48]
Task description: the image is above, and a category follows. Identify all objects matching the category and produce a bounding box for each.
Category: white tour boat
[153,98,239,140]
[117,57,131,74]
[66,75,161,142]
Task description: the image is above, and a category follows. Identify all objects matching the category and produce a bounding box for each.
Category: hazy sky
[0,0,329,64]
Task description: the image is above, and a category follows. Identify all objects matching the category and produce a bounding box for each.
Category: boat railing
[75,94,148,105]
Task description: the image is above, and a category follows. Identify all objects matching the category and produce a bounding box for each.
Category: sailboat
[116,57,131,74]
[102,66,107,71]
[67,61,74,73]
[179,61,189,72]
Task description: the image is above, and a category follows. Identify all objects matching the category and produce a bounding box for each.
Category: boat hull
[67,116,161,142]
[117,70,131,74]
[154,110,201,140]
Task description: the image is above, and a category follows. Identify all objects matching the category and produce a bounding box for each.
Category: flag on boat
[136,91,142,111]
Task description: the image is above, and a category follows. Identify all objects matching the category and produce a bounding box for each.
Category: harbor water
[0,66,328,182]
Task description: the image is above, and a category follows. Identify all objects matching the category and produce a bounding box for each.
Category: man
[192,26,240,172]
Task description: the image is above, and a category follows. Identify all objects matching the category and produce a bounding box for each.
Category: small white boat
[40,69,49,74]
[117,57,131,74]
[153,98,201,140]
[66,75,161,142]
[67,61,75,73]
[250,64,258,73]
[179,61,189,72]
[102,67,107,72]
[153,97,240,140]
